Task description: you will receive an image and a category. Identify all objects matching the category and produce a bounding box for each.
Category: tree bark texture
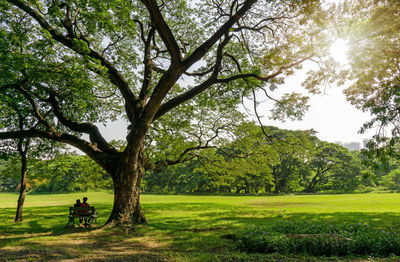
[15,138,28,222]
[105,144,148,226]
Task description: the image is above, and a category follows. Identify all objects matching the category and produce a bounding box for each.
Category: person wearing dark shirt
[73,199,81,219]
[74,199,81,207]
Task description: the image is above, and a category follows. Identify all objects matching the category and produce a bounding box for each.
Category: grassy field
[1,192,400,261]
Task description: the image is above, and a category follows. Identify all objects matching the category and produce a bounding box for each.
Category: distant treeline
[1,123,399,194]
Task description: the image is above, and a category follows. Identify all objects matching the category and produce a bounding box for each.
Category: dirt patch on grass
[0,228,171,261]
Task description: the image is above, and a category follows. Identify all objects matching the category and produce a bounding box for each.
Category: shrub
[234,221,400,256]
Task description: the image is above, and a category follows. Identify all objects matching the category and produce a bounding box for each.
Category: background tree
[0,90,34,222]
[0,153,112,193]
[382,169,400,191]
[0,156,21,192]
[14,137,30,222]
[0,96,64,221]
[325,151,363,192]
[304,141,354,193]
[265,127,316,194]
[31,153,111,192]
[223,122,277,194]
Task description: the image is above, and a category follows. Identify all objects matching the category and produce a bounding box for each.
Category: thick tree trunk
[106,173,147,225]
[15,141,27,222]
[105,144,148,226]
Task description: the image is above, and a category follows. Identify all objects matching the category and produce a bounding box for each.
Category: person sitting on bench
[74,199,81,208]
[79,197,90,227]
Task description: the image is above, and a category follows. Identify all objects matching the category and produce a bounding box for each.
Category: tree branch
[13,84,57,133]
[183,0,257,70]
[154,34,232,121]
[183,66,215,77]
[140,0,183,67]
[7,0,138,123]
[155,49,312,122]
[47,93,118,154]
[140,27,157,102]
[145,145,214,171]
[216,54,313,84]
[138,0,256,127]
[0,129,117,170]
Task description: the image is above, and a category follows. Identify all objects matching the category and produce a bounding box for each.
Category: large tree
[0,0,330,226]
[0,80,63,221]
[304,141,354,193]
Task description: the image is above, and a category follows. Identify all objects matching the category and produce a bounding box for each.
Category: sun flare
[329,39,349,65]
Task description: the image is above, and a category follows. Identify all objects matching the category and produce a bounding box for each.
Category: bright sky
[253,72,374,145]
[256,0,376,146]
[249,39,375,145]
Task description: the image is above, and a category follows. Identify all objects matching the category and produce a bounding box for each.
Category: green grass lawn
[1,192,400,261]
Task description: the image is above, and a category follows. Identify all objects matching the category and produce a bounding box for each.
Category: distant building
[343,142,361,151]
[335,141,361,151]
[362,139,370,148]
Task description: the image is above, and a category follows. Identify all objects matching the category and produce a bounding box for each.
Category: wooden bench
[68,206,98,226]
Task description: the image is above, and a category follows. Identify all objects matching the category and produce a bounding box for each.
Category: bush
[234,222,400,256]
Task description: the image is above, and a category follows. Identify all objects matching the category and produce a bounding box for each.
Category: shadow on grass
[0,229,167,261]
[0,204,168,261]
[0,204,112,245]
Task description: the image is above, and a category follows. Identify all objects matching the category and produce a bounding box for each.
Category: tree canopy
[338,0,400,159]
